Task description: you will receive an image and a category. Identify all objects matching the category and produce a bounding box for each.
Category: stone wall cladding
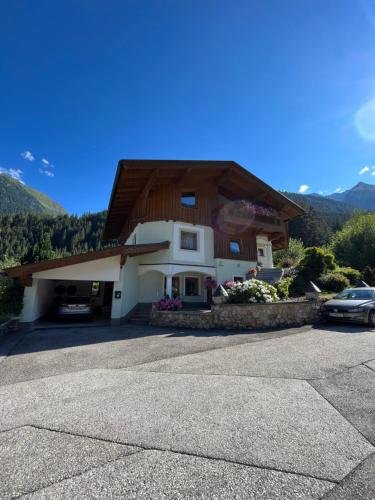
[150,310,214,329]
[150,300,320,330]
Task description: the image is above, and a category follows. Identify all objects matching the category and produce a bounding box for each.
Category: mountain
[282,191,356,222]
[327,182,375,211]
[0,174,66,216]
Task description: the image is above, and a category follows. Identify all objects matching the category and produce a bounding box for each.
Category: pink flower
[204,277,217,289]
[222,280,235,289]
[154,298,182,311]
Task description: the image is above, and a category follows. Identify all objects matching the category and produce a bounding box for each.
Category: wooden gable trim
[18,275,33,287]
[139,169,159,203]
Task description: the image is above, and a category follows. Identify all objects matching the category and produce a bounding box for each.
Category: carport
[6,242,170,328]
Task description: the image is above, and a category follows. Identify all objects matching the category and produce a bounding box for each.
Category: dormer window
[181,192,196,208]
[229,240,241,254]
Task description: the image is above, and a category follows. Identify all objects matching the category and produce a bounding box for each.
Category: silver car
[56,296,94,321]
[323,287,375,326]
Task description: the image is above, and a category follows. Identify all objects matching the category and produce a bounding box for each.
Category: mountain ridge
[326,181,375,210]
[0,174,66,216]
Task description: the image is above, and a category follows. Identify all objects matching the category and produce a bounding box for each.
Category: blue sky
[1,0,375,213]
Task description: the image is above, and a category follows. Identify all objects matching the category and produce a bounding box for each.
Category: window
[185,277,200,296]
[181,192,196,208]
[233,276,244,283]
[229,240,241,254]
[180,231,198,251]
[90,281,100,296]
[258,248,265,257]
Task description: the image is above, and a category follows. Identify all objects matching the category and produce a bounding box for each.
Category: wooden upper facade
[104,160,304,259]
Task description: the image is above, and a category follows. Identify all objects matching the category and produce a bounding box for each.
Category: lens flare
[355,99,375,142]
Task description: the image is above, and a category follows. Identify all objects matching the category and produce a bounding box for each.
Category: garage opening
[37,279,114,327]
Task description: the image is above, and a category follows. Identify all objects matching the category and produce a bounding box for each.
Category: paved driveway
[0,323,374,499]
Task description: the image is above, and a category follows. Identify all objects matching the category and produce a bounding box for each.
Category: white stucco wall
[256,235,273,268]
[20,278,55,323]
[139,271,164,303]
[128,221,215,267]
[131,221,173,246]
[118,256,140,318]
[33,256,122,281]
[215,258,257,284]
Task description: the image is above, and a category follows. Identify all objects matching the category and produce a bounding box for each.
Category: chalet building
[7,160,304,326]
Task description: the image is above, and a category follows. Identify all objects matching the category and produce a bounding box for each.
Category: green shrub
[273,238,305,268]
[336,267,361,286]
[0,277,23,318]
[298,247,336,283]
[332,212,375,270]
[318,272,350,293]
[362,266,375,286]
[274,277,292,300]
[288,275,306,297]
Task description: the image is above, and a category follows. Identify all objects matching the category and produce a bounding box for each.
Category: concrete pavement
[0,323,374,499]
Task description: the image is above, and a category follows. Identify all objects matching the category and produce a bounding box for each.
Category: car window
[335,289,374,300]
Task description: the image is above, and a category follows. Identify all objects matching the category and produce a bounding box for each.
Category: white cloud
[41,158,49,165]
[359,165,375,175]
[298,184,310,194]
[335,187,344,193]
[0,167,24,184]
[20,150,35,161]
[359,166,370,175]
[39,168,54,177]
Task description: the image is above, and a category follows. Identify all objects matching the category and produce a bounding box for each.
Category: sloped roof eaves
[103,160,305,240]
[6,241,170,278]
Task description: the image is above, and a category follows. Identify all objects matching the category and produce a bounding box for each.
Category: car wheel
[368,310,375,327]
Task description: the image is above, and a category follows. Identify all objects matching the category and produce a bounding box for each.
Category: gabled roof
[6,241,170,278]
[103,160,304,240]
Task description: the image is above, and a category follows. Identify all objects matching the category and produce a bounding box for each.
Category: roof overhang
[6,241,170,280]
[103,160,305,240]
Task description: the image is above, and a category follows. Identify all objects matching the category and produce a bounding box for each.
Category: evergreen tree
[289,207,331,246]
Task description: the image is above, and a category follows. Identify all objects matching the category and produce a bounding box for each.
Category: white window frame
[184,275,201,297]
[173,223,205,263]
[257,247,265,257]
[180,229,199,252]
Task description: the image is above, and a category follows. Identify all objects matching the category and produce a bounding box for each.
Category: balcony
[214,200,283,233]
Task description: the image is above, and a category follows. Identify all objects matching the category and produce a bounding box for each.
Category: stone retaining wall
[151,310,213,329]
[150,300,321,330]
